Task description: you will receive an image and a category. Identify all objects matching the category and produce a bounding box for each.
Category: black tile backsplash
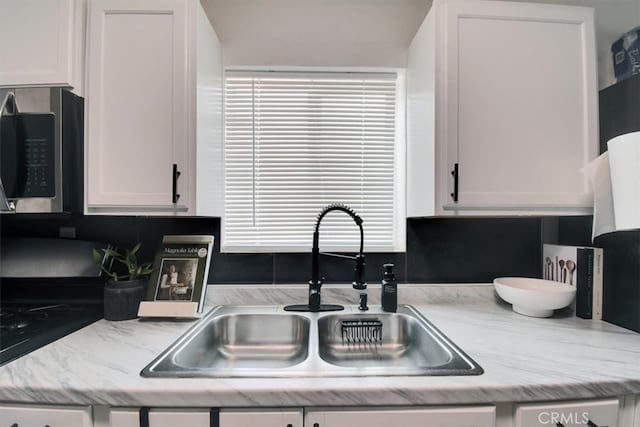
[274,252,406,284]
[1,214,592,285]
[1,215,221,283]
[211,252,274,284]
[406,217,542,282]
[557,216,593,247]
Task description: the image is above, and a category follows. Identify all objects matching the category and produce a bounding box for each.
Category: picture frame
[140,235,214,317]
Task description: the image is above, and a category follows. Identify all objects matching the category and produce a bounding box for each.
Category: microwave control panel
[1,113,56,199]
[23,135,55,197]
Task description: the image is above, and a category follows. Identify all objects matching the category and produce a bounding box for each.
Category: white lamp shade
[608,131,640,231]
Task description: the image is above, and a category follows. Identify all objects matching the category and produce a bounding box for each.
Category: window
[223,70,405,252]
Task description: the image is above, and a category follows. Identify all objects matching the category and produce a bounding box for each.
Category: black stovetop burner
[0,301,103,366]
[0,237,111,366]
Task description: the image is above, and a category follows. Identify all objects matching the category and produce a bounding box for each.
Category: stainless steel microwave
[0,87,83,214]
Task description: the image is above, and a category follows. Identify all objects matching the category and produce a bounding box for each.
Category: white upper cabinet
[0,0,85,93]
[85,0,222,215]
[407,0,598,216]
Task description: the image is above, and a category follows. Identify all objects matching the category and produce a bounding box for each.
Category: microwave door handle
[0,90,19,115]
[0,90,17,212]
[0,180,14,212]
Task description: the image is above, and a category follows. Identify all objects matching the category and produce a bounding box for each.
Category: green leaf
[130,243,141,256]
[139,263,154,277]
[102,248,120,258]
[92,248,103,265]
[95,243,151,281]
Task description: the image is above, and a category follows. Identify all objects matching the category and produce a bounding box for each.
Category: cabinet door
[439,0,597,213]
[148,408,210,427]
[514,398,620,427]
[305,406,495,427]
[0,403,92,427]
[100,407,303,427]
[0,0,82,90]
[220,408,303,427]
[100,408,209,427]
[85,0,191,213]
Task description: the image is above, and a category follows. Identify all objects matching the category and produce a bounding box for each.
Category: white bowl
[493,277,577,318]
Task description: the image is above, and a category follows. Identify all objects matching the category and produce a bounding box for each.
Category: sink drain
[340,319,383,344]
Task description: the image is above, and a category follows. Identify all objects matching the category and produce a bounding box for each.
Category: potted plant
[93,243,153,321]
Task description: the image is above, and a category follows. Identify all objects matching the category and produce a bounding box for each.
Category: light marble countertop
[1,284,639,407]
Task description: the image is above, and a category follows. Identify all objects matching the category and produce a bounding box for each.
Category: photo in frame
[146,235,214,313]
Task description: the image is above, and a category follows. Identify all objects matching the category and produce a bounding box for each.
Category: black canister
[381,263,397,312]
[103,278,147,321]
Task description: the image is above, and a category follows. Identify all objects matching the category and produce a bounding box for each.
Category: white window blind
[223,71,403,252]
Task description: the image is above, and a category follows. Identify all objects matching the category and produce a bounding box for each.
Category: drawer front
[514,399,620,427]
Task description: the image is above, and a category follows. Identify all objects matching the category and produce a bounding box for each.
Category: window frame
[220,67,406,253]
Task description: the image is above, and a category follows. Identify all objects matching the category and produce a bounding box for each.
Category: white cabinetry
[96,407,303,427]
[220,408,303,427]
[407,0,598,216]
[85,0,222,215]
[305,406,496,427]
[0,403,93,427]
[96,407,209,427]
[514,398,620,427]
[0,0,85,93]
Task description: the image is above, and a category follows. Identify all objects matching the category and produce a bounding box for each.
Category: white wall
[201,0,429,68]
[202,0,639,87]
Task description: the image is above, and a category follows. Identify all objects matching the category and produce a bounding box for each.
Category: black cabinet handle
[172,163,181,204]
[450,163,459,202]
[11,423,18,427]
[139,407,150,427]
[556,419,599,427]
[313,423,319,427]
[286,424,293,427]
[210,408,220,427]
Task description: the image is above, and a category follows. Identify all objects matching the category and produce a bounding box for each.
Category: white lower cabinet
[514,399,620,427]
[10,399,635,427]
[0,403,93,427]
[305,406,496,427]
[96,407,303,427]
[220,408,303,427]
[97,407,210,427]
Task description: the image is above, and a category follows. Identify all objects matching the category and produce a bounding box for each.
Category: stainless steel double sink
[141,305,483,378]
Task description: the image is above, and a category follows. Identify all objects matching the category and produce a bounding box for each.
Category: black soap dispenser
[381,263,397,312]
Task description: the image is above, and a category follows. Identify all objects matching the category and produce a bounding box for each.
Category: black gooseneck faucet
[284,203,367,312]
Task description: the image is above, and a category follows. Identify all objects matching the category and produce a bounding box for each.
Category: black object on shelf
[596,73,640,333]
[595,231,640,333]
[599,72,640,154]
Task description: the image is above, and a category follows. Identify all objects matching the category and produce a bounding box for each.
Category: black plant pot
[104,278,148,321]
